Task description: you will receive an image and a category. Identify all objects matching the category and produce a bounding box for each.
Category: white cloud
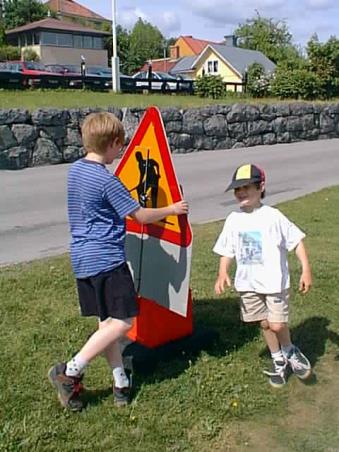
[185,0,286,26]
[118,7,148,30]
[304,0,337,9]
[118,7,180,37]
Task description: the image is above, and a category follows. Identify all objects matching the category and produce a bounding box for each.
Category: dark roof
[6,18,110,35]
[170,56,196,74]
[204,44,276,75]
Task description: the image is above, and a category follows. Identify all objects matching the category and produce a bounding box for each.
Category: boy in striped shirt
[48,112,188,411]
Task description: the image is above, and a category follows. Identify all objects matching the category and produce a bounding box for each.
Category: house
[170,38,275,91]
[44,0,110,30]
[138,35,219,74]
[169,35,220,59]
[6,18,110,66]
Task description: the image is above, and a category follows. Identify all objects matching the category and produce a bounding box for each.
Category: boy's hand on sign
[172,200,189,215]
[214,273,232,295]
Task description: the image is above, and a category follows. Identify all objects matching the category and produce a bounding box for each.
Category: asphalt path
[1,138,339,267]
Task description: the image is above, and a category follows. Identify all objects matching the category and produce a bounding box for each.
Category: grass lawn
[1,187,339,451]
[0,90,296,110]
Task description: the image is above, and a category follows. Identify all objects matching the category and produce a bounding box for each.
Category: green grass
[0,90,338,110]
[1,187,339,451]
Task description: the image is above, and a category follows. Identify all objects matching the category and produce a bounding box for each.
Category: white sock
[113,366,129,388]
[281,344,294,358]
[271,350,284,362]
[65,354,88,377]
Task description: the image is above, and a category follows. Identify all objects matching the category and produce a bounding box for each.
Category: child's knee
[268,322,286,334]
[260,319,270,330]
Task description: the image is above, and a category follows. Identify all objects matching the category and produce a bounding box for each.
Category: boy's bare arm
[295,240,312,293]
[130,200,188,224]
[215,256,233,295]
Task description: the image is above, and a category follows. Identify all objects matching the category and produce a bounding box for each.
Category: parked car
[86,66,136,92]
[9,61,64,88]
[45,64,83,88]
[0,62,24,89]
[132,70,179,92]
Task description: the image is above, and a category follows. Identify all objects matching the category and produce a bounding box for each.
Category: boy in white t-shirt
[213,163,313,387]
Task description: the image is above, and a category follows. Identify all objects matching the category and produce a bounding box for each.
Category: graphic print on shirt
[238,231,263,264]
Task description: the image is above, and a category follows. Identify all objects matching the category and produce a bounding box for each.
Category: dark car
[132,70,193,93]
[9,61,65,89]
[86,66,136,92]
[45,64,83,88]
[0,62,24,89]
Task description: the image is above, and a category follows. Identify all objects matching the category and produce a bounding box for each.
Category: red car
[9,60,65,89]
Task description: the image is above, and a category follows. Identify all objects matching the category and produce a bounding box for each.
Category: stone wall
[0,103,339,170]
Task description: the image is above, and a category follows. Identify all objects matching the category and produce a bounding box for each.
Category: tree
[104,24,131,74]
[306,34,339,98]
[234,13,301,64]
[128,18,164,74]
[3,0,49,30]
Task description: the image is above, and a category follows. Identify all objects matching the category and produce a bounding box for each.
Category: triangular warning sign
[115,106,192,247]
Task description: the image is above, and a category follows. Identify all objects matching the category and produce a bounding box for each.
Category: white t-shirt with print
[213,205,305,294]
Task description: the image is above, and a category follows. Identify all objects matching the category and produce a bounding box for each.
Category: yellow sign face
[116,109,186,238]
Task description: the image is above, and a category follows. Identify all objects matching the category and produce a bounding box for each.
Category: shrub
[271,66,323,100]
[246,62,273,97]
[22,47,40,62]
[0,45,21,61]
[194,74,225,99]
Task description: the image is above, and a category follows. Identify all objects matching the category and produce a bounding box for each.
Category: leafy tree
[128,18,164,74]
[271,66,322,100]
[104,25,131,74]
[306,34,339,98]
[3,0,49,30]
[234,13,301,64]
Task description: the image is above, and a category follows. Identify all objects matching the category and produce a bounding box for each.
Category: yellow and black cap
[226,163,265,191]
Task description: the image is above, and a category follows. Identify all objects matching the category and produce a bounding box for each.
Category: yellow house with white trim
[171,42,275,92]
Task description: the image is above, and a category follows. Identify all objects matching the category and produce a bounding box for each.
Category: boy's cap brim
[225,177,262,191]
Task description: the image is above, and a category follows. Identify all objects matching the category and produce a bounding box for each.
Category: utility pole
[111,0,120,92]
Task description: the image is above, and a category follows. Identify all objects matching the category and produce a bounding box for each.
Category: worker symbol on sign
[135,150,160,208]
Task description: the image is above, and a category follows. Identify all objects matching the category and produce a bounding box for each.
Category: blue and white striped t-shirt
[68,158,140,278]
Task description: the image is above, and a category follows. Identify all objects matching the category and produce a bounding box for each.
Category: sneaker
[113,367,132,407]
[287,346,312,380]
[48,362,84,411]
[263,359,288,388]
[113,385,131,407]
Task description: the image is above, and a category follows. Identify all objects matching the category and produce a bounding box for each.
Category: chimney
[169,45,180,59]
[224,35,237,47]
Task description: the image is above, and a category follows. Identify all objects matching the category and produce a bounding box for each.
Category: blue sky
[76,0,337,48]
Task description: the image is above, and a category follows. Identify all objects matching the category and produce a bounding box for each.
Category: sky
[73,0,338,48]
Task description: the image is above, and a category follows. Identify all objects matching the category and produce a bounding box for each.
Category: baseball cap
[226,164,265,191]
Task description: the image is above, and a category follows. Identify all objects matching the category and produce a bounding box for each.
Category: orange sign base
[127,291,193,348]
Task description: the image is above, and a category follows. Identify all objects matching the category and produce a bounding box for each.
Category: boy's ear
[260,182,265,192]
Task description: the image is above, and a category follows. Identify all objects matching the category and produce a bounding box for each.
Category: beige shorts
[239,290,289,323]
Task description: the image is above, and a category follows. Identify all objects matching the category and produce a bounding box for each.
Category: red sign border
[115,106,192,247]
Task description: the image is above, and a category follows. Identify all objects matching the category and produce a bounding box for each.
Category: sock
[281,344,294,358]
[271,350,284,362]
[65,354,88,377]
[113,366,129,388]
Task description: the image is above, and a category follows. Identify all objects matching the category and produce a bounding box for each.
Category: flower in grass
[230,399,239,408]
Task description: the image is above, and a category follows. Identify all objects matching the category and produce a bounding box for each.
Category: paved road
[1,139,339,266]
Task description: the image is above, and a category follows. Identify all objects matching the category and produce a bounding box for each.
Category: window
[207,60,218,74]
[73,35,83,48]
[93,37,103,49]
[57,33,73,47]
[26,33,32,46]
[33,32,40,45]
[83,36,92,48]
[41,32,57,45]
